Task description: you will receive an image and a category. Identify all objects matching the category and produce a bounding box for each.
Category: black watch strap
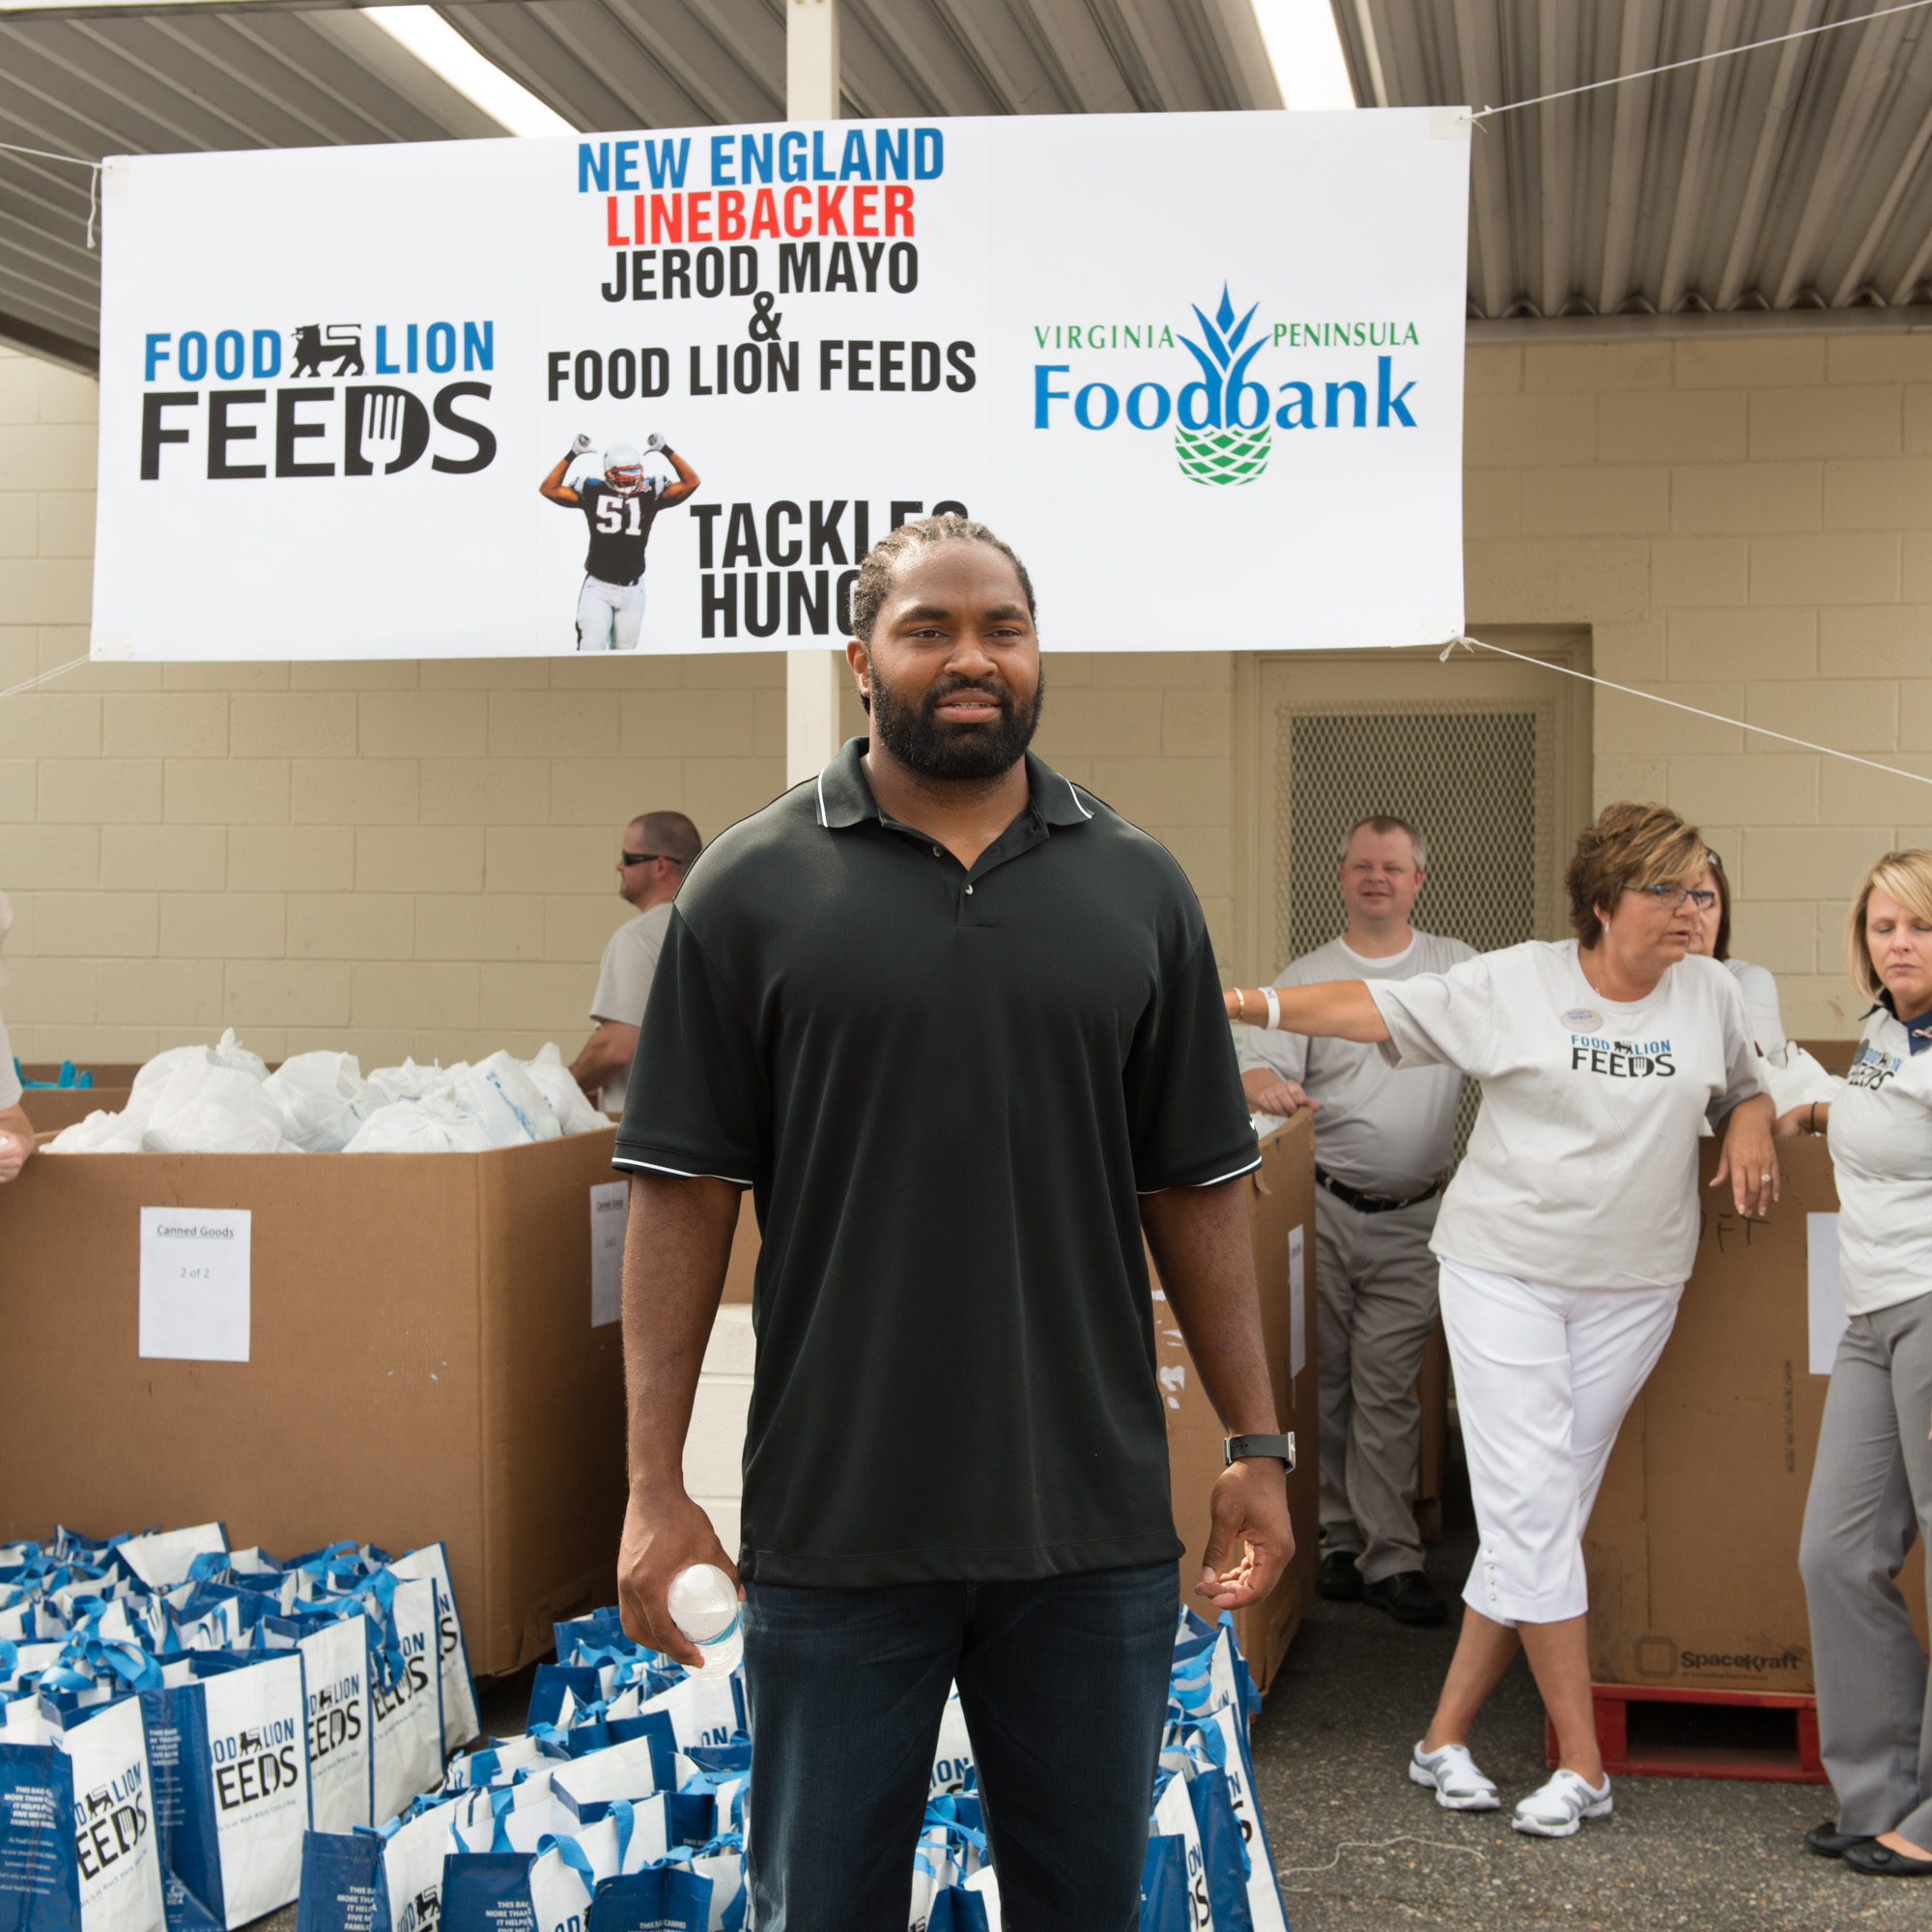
[1224,1432,1295,1470]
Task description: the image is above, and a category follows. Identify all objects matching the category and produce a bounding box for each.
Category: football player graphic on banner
[538,431,700,651]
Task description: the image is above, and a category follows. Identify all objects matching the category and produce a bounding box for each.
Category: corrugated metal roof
[1332,0,1932,320]
[0,0,1281,368]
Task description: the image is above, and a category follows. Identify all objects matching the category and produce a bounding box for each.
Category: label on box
[138,1207,250,1361]
[590,1181,628,1328]
[1807,1212,1847,1377]
[1289,1223,1306,1383]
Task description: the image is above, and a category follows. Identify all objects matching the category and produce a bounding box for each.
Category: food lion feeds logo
[1034,285,1421,486]
[308,1673,365,1764]
[399,1887,441,1932]
[73,1762,149,1881]
[209,1718,300,1811]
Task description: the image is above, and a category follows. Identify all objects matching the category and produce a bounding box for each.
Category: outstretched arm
[1224,980,1387,1042]
[656,444,700,506]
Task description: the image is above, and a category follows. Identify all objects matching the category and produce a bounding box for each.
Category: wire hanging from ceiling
[1463,0,1932,126]
[0,140,101,246]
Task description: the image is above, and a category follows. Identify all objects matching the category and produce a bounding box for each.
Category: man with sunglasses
[572,811,703,1112]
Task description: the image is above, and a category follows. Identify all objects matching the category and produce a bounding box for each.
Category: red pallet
[1545,1684,1827,1783]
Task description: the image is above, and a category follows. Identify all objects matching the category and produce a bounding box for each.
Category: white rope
[1277,1831,1489,1891]
[1463,0,1932,126]
[0,656,89,702]
[0,140,103,249]
[1442,635,1932,789]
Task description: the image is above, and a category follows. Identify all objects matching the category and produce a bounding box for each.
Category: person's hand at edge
[1253,1079,1314,1119]
[0,1130,28,1184]
[1712,1094,1779,1218]
[1198,1458,1293,1610]
[616,1483,741,1671]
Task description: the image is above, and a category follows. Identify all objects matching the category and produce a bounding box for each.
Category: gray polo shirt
[1239,931,1472,1197]
[590,902,672,1110]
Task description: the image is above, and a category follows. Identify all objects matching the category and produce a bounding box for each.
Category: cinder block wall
[1464,331,1932,1037]
[0,345,1230,1065]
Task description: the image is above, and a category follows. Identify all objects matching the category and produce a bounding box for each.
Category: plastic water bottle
[667,1564,742,1678]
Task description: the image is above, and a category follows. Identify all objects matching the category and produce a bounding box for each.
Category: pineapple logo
[1175,285,1270,487]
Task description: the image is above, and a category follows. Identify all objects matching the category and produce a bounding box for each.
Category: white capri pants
[1439,1260,1683,1626]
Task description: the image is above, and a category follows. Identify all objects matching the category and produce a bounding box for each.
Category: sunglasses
[620,851,669,867]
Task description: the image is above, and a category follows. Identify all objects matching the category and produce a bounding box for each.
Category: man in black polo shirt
[613,516,1293,1929]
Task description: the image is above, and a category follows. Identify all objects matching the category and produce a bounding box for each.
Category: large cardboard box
[0,1129,629,1678]
[1585,1137,1925,1695]
[1150,1112,1319,1694]
[18,1088,132,1133]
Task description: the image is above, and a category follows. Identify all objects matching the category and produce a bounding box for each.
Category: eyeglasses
[1634,884,1718,911]
[620,852,668,867]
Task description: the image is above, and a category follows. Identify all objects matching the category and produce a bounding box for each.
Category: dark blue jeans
[740,1561,1178,1931]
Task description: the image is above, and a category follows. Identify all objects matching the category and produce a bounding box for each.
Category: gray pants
[1800,1291,1932,1840]
[1316,1183,1440,1585]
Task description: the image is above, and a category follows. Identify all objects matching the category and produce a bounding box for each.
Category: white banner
[94,109,1468,661]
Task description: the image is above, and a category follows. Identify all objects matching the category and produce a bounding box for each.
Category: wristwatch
[1224,1433,1295,1471]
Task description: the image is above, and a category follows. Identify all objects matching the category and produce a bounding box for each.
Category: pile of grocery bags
[297,1601,1288,1932]
[45,1032,609,1155]
[0,1523,475,1932]
[5,1522,1287,1932]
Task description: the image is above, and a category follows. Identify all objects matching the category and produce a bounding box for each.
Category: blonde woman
[1783,850,1932,1879]
[1227,804,1776,1836]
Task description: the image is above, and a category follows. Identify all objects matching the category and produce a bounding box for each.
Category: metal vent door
[1278,703,1553,970]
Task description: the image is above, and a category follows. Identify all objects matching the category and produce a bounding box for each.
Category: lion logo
[290,325,365,379]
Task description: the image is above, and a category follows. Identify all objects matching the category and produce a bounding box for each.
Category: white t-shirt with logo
[1239,931,1474,1197]
[1368,940,1767,1291]
[1827,1003,1932,1317]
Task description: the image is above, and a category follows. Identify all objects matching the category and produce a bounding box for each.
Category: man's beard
[869,664,1045,781]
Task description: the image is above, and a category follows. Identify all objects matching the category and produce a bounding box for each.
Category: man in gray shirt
[1239,815,1471,1625]
[571,810,701,1112]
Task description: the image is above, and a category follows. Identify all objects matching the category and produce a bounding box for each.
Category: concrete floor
[1248,1530,1920,1932]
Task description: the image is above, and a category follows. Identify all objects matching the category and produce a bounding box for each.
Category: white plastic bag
[139,1063,286,1156]
[128,1032,267,1102]
[342,1099,495,1155]
[457,1053,562,1148]
[522,1046,610,1136]
[262,1053,368,1152]
[47,1102,155,1154]
[361,1061,446,1109]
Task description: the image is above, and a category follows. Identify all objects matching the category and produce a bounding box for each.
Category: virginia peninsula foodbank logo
[1033,282,1422,486]
[1176,285,1268,485]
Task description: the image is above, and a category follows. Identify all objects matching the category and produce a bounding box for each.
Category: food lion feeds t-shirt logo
[1569,1027,1677,1079]
[1849,1039,1901,1091]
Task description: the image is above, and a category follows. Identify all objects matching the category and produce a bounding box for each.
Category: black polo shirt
[614,738,1259,1588]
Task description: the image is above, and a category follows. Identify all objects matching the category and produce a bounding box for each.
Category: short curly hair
[1565,802,1709,948]
[847,515,1037,645]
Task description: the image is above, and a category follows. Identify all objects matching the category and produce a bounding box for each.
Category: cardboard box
[18,1088,132,1133]
[0,1129,629,1678]
[1150,1112,1319,1694]
[1585,1137,1926,1695]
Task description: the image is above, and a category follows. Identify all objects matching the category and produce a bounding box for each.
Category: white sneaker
[1512,1768,1613,1837]
[1408,1741,1500,1811]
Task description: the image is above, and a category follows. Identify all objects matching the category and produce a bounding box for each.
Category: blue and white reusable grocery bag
[264,1608,375,1835]
[139,1649,310,1929]
[384,1548,480,1757]
[0,1693,167,1932]
[366,1579,444,1826]
[0,1737,83,1932]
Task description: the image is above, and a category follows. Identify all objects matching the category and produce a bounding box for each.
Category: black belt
[1315,1165,1440,1216]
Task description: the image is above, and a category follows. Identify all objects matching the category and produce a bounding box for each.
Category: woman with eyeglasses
[1225,802,1775,1838]
[1778,850,1932,1879]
